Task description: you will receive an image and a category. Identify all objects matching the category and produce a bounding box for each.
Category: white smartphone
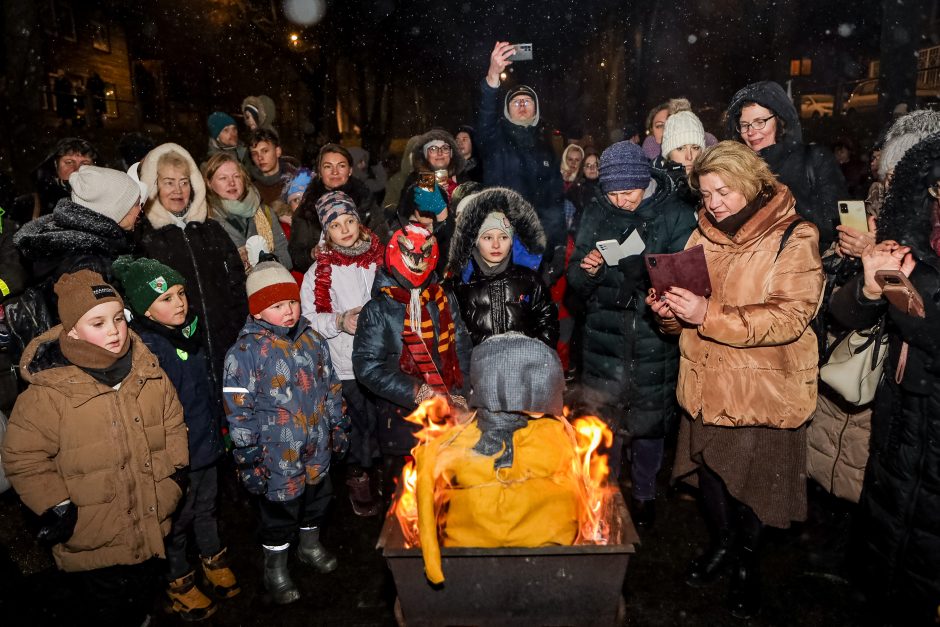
[837,200,868,232]
[512,43,533,61]
[596,240,621,265]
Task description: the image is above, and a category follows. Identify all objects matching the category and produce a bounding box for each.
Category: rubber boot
[685,532,735,587]
[200,547,241,599]
[164,571,217,621]
[296,527,338,573]
[262,546,300,605]
[346,469,381,517]
[727,546,761,619]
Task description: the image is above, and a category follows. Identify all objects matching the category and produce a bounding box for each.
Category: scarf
[705,187,773,237]
[313,229,384,313]
[60,329,132,371]
[380,283,463,391]
[471,247,511,277]
[472,408,529,469]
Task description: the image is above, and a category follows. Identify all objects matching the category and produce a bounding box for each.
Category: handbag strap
[895,341,910,384]
[870,313,888,371]
[775,218,805,261]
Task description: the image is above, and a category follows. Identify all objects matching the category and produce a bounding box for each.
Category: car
[843,78,940,115]
[800,94,834,119]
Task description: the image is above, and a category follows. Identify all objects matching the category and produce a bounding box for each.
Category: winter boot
[296,527,338,573]
[346,469,381,517]
[685,532,736,588]
[727,546,761,619]
[200,547,241,599]
[164,571,217,621]
[262,546,301,605]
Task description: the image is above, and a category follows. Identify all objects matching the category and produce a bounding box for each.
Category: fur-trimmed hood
[241,95,277,131]
[411,129,466,178]
[445,187,546,274]
[877,131,940,267]
[878,110,940,179]
[139,143,208,229]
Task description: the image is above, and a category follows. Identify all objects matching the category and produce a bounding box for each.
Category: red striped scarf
[312,228,384,313]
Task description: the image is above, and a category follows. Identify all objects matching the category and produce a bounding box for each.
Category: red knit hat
[246,261,300,315]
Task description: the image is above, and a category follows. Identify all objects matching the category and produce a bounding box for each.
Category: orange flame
[391,459,420,547]
[569,414,615,545]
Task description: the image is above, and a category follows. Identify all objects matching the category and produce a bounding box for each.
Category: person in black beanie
[567,140,696,528]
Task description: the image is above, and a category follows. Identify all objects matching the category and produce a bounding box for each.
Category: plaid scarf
[380,283,463,391]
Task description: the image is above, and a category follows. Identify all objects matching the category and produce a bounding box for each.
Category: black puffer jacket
[135,218,246,394]
[352,270,472,455]
[829,132,940,623]
[727,81,847,252]
[566,170,696,437]
[289,175,389,274]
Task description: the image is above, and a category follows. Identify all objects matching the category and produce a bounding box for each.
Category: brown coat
[1,327,188,572]
[665,184,824,428]
[806,391,870,503]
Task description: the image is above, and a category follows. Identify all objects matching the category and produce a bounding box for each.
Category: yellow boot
[165,571,217,622]
[200,547,241,599]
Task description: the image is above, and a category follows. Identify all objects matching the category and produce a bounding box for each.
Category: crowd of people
[0,41,938,625]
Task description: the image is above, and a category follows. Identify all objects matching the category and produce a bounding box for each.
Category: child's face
[67,301,128,353]
[327,214,361,248]
[145,284,188,327]
[254,299,300,328]
[477,229,511,264]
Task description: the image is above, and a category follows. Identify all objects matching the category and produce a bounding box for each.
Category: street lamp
[290,33,300,46]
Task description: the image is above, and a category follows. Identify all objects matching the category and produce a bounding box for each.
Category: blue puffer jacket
[222,317,342,501]
[476,80,566,255]
[352,269,472,456]
[135,316,224,471]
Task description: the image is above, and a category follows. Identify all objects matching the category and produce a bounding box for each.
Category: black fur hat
[445,187,546,275]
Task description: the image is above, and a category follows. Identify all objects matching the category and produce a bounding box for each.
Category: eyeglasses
[510,98,534,108]
[426,145,452,155]
[583,162,599,170]
[737,114,776,133]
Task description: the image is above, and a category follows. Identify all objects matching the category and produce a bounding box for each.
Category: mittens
[413,185,447,216]
[233,445,269,495]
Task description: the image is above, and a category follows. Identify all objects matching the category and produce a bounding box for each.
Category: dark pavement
[0,448,870,627]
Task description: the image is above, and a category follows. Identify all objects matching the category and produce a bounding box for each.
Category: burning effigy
[390,333,617,584]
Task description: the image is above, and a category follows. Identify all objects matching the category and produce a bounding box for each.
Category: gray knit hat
[69,165,141,224]
[599,141,651,193]
[661,111,705,158]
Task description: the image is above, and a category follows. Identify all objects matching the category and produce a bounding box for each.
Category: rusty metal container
[378,492,638,627]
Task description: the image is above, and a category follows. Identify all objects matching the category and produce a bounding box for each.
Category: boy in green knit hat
[113,255,239,621]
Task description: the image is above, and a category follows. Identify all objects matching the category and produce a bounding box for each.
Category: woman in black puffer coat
[829,132,940,626]
[446,187,558,348]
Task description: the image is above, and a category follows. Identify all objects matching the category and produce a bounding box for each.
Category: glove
[169,466,190,493]
[37,500,78,546]
[615,255,648,308]
[232,445,269,495]
[414,383,440,405]
[413,185,447,216]
[449,395,468,411]
[331,422,349,456]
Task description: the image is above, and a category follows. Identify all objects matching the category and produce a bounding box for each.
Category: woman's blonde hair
[202,151,252,204]
[689,141,777,203]
[156,151,191,178]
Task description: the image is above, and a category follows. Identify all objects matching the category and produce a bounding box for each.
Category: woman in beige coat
[648,141,823,619]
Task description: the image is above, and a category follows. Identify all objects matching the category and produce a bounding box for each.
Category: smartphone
[875,270,925,317]
[838,200,868,232]
[512,43,533,62]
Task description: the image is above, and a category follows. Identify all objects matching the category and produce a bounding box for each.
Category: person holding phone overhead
[828,133,940,626]
[567,140,696,528]
[648,141,823,619]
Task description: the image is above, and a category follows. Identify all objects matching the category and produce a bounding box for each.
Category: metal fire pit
[378,492,638,627]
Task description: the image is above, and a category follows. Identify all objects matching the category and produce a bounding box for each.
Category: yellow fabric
[415,417,580,584]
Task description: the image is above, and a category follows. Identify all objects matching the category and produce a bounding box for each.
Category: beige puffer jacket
[1,328,188,572]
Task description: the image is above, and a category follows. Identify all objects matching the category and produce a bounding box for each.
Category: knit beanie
[599,141,651,193]
[69,165,141,224]
[112,255,186,317]
[286,168,312,201]
[54,269,124,331]
[315,190,360,228]
[660,111,705,158]
[246,261,300,315]
[423,139,448,158]
[207,111,236,140]
[477,211,514,241]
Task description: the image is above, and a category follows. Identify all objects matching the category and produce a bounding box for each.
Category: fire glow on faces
[477,229,511,264]
[157,164,192,214]
[249,140,282,176]
[698,172,748,222]
[327,214,361,248]
[67,301,128,353]
[145,284,188,327]
[319,152,351,190]
[254,299,300,328]
[387,224,439,288]
[738,103,778,152]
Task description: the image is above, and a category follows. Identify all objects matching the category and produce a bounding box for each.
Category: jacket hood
[877,131,940,266]
[20,326,162,393]
[13,199,128,261]
[697,182,798,246]
[411,129,466,178]
[140,143,208,229]
[503,86,541,127]
[399,135,423,177]
[445,187,546,274]
[878,110,940,179]
[241,95,277,130]
[726,81,802,145]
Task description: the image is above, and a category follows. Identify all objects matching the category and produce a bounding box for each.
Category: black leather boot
[727,546,761,619]
[685,533,735,587]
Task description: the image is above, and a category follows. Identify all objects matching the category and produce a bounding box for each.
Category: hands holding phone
[486,42,516,87]
[836,215,877,258]
[860,240,916,300]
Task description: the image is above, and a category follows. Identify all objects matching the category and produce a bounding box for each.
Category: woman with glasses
[727,81,847,253]
[397,129,466,203]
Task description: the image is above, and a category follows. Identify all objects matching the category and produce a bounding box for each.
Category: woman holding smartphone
[648,141,823,619]
[828,133,940,626]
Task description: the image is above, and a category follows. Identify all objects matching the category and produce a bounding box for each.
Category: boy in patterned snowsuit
[222,260,347,605]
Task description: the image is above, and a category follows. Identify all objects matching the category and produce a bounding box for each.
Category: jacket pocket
[61,473,118,552]
[63,470,116,506]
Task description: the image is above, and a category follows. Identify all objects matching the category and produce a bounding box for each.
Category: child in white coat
[300,191,384,516]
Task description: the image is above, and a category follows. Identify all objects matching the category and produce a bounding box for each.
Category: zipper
[179,228,218,390]
[829,404,852,492]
